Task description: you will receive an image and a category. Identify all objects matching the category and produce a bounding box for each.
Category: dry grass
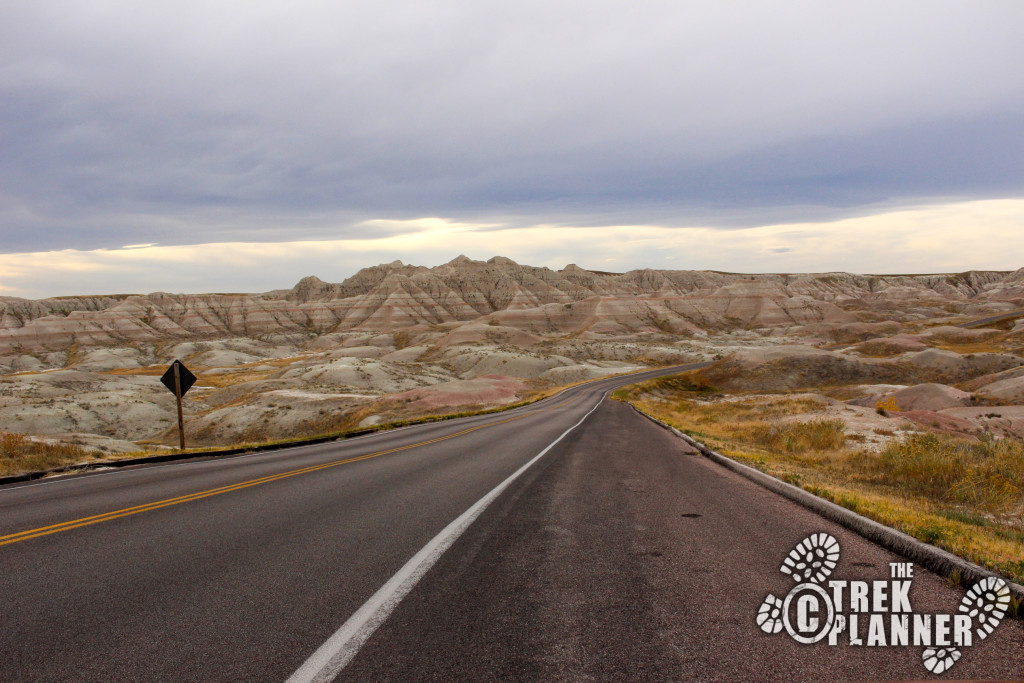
[393,331,414,350]
[741,418,847,454]
[0,432,103,477]
[874,433,1024,513]
[189,368,280,388]
[916,325,1019,355]
[100,365,168,377]
[616,377,1024,585]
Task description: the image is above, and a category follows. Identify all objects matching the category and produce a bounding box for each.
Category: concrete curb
[628,403,1024,604]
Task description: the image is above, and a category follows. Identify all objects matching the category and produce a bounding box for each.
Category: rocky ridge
[3,257,1023,361]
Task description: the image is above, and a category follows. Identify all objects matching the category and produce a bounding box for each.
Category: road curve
[2,362,1022,682]
[958,308,1024,329]
[338,401,1024,681]
[0,364,699,682]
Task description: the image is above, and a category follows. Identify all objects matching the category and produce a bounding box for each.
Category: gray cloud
[2,1,1023,253]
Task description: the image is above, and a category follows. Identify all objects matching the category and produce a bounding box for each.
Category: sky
[2,1,1023,298]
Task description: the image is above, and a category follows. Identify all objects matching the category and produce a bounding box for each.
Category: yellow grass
[0,432,103,477]
[740,418,847,454]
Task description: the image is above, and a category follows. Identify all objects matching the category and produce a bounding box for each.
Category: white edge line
[0,396,547,494]
[0,400,548,495]
[0,365,680,495]
[0,374,581,494]
[286,390,609,683]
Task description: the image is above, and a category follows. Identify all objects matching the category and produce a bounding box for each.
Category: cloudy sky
[2,1,1023,297]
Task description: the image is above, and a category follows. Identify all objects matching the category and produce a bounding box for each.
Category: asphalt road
[958,309,1024,329]
[2,363,1022,682]
[0,365,683,682]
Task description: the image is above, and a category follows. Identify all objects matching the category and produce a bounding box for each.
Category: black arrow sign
[160,360,196,396]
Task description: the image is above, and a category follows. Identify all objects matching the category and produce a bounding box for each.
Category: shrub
[876,396,899,415]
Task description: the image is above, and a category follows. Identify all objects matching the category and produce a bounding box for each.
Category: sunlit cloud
[1,198,1022,299]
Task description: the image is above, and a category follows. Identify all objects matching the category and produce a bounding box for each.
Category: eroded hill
[3,255,1024,467]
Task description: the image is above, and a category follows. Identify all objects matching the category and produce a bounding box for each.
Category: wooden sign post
[160,360,197,450]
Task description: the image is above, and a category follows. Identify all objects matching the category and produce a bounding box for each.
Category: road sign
[161,360,196,450]
[160,360,196,396]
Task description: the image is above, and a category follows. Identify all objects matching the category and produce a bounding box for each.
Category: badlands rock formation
[3,256,1024,456]
[5,257,1024,362]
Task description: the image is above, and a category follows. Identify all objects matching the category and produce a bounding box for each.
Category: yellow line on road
[1,394,582,548]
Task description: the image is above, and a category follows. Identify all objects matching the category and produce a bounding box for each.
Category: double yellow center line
[1,395,580,548]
